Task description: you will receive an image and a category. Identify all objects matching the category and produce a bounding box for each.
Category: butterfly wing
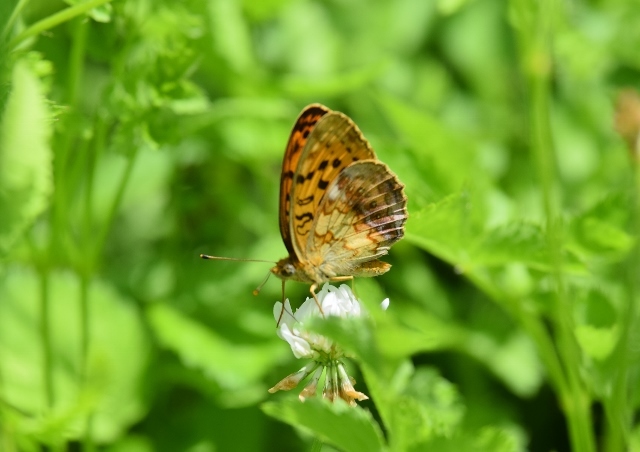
[279,104,330,256]
[306,160,407,278]
[288,110,377,258]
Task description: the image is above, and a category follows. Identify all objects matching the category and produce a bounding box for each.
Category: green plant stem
[67,17,88,107]
[94,147,139,261]
[39,270,54,408]
[510,0,596,449]
[527,24,596,452]
[310,438,323,452]
[7,0,111,51]
[0,0,30,43]
[603,158,640,451]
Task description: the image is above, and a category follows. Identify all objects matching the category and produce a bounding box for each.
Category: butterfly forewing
[289,111,377,258]
[279,104,330,256]
[306,161,407,277]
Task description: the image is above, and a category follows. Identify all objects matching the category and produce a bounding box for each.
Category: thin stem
[509,0,596,449]
[0,0,31,43]
[79,275,94,452]
[525,2,595,449]
[93,147,139,261]
[66,17,88,107]
[39,270,54,408]
[7,0,111,50]
[603,158,640,451]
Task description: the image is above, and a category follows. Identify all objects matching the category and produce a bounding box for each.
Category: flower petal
[269,361,321,393]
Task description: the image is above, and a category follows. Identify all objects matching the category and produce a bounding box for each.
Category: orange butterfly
[203,104,408,315]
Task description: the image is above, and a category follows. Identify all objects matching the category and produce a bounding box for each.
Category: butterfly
[203,104,408,316]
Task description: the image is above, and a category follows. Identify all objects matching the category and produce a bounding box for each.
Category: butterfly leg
[329,276,354,286]
[329,275,358,297]
[309,284,325,317]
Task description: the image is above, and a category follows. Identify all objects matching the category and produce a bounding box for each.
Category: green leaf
[575,324,620,361]
[568,194,634,261]
[406,192,481,267]
[363,363,465,450]
[262,398,385,452]
[463,330,543,397]
[375,94,480,199]
[376,304,465,358]
[147,303,288,406]
[0,266,150,442]
[572,286,620,361]
[413,424,526,452]
[0,59,53,253]
[408,193,586,276]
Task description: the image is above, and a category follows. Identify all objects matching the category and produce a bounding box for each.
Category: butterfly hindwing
[306,160,407,277]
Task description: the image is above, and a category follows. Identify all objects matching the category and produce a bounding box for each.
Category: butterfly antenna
[252,270,272,296]
[200,254,276,264]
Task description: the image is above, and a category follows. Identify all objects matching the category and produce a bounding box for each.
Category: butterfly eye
[283,264,296,276]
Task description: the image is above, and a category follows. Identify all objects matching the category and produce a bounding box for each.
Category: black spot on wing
[318,179,329,190]
[297,195,314,206]
[295,212,314,235]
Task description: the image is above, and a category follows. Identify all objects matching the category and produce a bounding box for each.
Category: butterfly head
[271,257,298,280]
[271,256,319,284]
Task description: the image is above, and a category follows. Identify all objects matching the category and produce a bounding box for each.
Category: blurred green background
[1,0,640,451]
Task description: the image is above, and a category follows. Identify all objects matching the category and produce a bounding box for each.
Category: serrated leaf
[568,193,634,260]
[471,222,548,268]
[408,194,586,275]
[0,59,53,253]
[375,94,479,197]
[406,192,480,266]
[262,398,385,452]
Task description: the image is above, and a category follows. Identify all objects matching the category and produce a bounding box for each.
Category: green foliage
[262,398,385,452]
[1,0,640,451]
[0,58,53,253]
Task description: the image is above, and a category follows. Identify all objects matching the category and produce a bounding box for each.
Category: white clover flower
[269,283,390,406]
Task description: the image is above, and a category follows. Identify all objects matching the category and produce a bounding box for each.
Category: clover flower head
[268,283,389,406]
